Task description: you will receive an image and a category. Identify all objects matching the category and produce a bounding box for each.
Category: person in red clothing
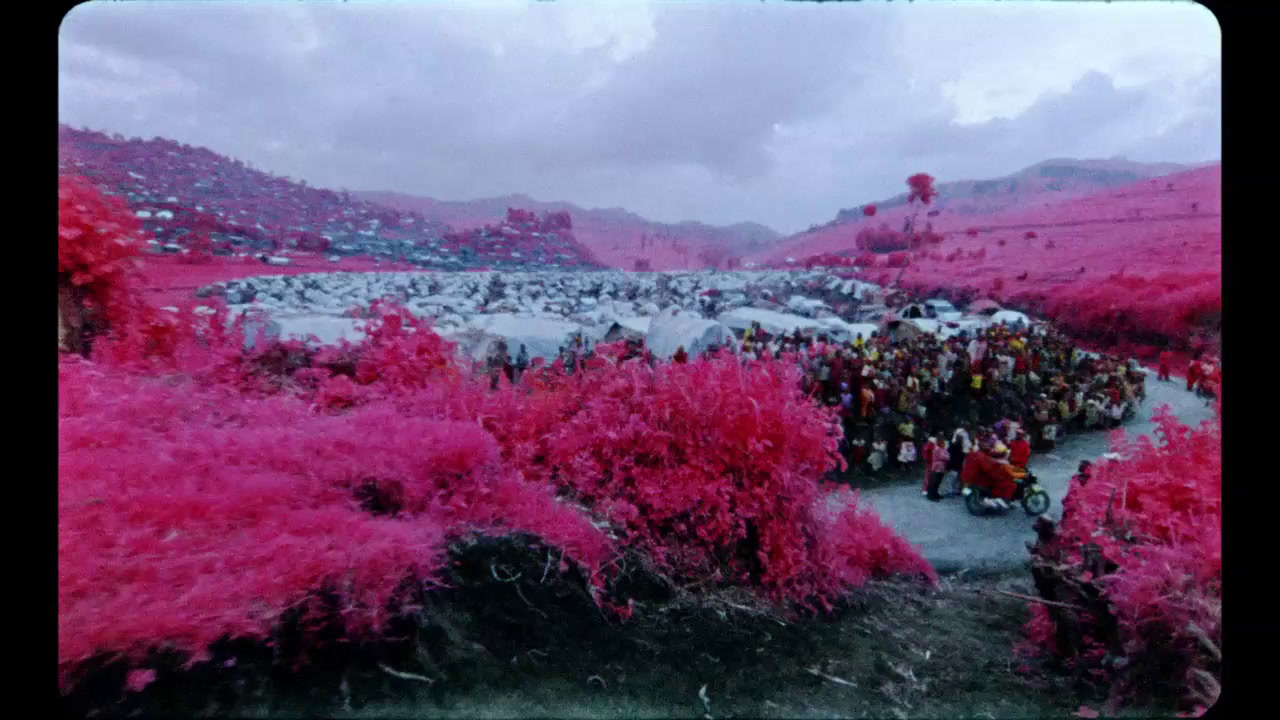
[860,383,876,420]
[921,436,936,495]
[1158,350,1173,382]
[1009,430,1032,469]
[1187,357,1200,392]
[961,441,1019,508]
[673,346,689,364]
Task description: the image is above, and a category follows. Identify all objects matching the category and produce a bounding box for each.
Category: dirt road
[851,376,1215,573]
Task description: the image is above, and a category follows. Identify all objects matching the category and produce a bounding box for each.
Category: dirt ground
[102,570,1171,720]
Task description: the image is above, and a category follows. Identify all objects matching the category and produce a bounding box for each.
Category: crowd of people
[476,307,1218,506]
[732,318,1154,491]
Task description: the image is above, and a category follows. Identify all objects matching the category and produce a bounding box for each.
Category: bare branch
[378,662,435,685]
[807,667,858,688]
[995,589,1086,611]
[490,561,523,583]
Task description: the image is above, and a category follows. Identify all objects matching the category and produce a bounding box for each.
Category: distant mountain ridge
[358,190,781,271]
[826,157,1205,227]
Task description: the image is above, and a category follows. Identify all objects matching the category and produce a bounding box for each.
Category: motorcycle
[963,469,1051,516]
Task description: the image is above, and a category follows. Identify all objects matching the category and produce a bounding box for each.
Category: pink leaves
[862,204,878,217]
[125,669,157,693]
[906,173,938,205]
[1077,705,1100,718]
[1025,401,1221,713]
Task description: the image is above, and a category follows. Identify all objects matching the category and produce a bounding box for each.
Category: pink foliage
[1024,405,1221,709]
[59,174,147,325]
[752,166,1221,358]
[862,204,877,217]
[58,357,613,688]
[855,224,911,253]
[906,173,938,205]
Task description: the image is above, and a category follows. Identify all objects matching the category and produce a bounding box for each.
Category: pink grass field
[753,166,1221,353]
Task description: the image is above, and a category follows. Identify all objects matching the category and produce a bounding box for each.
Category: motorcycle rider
[961,438,1019,510]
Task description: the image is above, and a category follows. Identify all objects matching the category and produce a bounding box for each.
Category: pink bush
[1022,405,1221,710]
[59,174,147,326]
[855,224,911,253]
[862,204,877,217]
[906,173,938,205]
[59,194,939,694]
[58,357,613,688]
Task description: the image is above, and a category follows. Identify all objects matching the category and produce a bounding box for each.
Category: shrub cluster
[59,176,935,695]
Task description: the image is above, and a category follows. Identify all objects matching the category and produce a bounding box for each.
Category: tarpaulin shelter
[646,306,737,359]
[467,313,581,361]
[717,307,821,337]
[967,298,1003,316]
[601,316,651,343]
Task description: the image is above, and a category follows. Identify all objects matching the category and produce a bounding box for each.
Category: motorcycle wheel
[965,490,987,516]
[1022,489,1050,516]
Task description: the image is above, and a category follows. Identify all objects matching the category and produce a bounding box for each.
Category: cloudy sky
[59,0,1220,234]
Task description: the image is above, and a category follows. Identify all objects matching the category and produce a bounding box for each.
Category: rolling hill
[359,191,780,272]
[759,164,1221,357]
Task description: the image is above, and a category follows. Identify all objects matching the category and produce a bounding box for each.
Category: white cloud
[58,0,1220,233]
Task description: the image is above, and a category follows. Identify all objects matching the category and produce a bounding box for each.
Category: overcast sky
[59,0,1220,234]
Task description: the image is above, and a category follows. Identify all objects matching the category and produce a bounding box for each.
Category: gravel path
[848,377,1215,573]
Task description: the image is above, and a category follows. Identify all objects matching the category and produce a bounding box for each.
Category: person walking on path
[921,436,937,495]
[925,437,949,502]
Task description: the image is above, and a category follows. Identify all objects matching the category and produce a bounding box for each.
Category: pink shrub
[862,204,877,217]
[906,173,938,205]
[856,224,911,253]
[1023,405,1221,710]
[516,354,931,610]
[59,174,147,327]
[885,251,911,269]
[57,358,613,688]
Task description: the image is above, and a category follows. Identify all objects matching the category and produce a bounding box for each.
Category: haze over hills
[359,190,781,271]
[763,158,1214,263]
[823,157,1205,228]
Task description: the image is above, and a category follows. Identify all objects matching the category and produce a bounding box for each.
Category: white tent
[646,306,736,359]
[273,315,363,346]
[901,318,970,339]
[467,313,582,360]
[717,307,821,337]
[986,310,1032,328]
[597,316,651,343]
[843,322,879,342]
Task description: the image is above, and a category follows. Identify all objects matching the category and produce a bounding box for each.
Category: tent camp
[902,318,971,339]
[898,303,929,320]
[986,310,1032,329]
[467,313,581,360]
[856,304,890,324]
[272,315,362,346]
[601,316,651,343]
[646,306,737,359]
[717,307,821,337]
[442,328,509,364]
[880,316,929,342]
[967,298,1003,316]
